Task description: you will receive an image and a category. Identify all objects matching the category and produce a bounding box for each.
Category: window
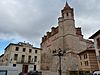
[13,64,16,67]
[34,65,36,71]
[28,56,31,63]
[29,49,32,53]
[34,56,37,62]
[85,61,88,66]
[23,48,26,52]
[84,54,87,59]
[35,50,37,54]
[14,54,18,60]
[97,38,100,49]
[21,55,25,63]
[15,47,19,51]
[67,12,68,16]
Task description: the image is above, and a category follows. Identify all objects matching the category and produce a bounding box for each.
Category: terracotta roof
[89,30,100,39]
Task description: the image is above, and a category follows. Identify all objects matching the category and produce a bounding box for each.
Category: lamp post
[52,48,66,75]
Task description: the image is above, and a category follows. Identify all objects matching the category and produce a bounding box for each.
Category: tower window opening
[67,12,68,16]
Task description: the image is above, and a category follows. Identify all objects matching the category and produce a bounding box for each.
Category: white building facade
[0,42,41,73]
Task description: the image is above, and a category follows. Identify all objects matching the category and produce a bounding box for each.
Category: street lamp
[52,48,66,75]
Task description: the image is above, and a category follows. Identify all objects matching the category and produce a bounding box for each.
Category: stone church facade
[41,2,93,74]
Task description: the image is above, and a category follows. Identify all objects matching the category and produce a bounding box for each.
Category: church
[41,1,97,75]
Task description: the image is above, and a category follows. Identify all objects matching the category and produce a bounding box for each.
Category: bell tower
[58,1,76,37]
[58,1,79,51]
[61,1,74,20]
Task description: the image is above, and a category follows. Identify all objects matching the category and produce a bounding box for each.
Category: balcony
[16,60,35,64]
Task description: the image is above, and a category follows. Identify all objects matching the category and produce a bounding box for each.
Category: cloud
[71,0,100,38]
[0,0,100,49]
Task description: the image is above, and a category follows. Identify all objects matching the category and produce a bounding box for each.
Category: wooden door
[22,65,28,73]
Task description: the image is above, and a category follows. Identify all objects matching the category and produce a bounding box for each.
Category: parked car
[93,71,100,75]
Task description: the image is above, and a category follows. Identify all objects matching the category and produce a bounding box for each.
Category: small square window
[23,48,26,52]
[35,50,37,54]
[15,47,19,51]
[13,64,16,67]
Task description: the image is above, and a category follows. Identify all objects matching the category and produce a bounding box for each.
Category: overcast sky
[0,0,100,55]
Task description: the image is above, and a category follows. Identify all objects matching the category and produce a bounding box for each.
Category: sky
[0,0,100,55]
